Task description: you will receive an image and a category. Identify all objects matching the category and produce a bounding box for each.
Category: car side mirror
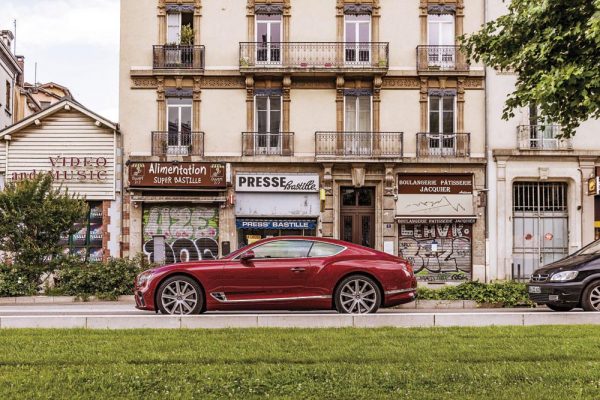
[240,250,255,262]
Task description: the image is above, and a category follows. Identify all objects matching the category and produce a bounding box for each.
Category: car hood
[534,254,600,274]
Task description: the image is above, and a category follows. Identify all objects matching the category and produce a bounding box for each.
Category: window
[345,95,371,132]
[40,101,51,109]
[255,95,281,153]
[309,242,345,257]
[167,12,193,44]
[256,14,282,63]
[167,97,192,154]
[249,240,312,259]
[61,201,104,262]
[427,14,455,69]
[345,14,371,63]
[5,81,11,112]
[428,94,455,155]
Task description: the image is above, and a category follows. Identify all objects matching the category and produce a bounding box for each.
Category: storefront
[235,172,320,247]
[127,161,227,263]
[396,174,476,282]
[0,99,120,261]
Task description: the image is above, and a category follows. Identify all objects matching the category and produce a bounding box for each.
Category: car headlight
[136,270,154,287]
[550,271,579,282]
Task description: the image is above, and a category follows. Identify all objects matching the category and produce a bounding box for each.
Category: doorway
[340,187,376,248]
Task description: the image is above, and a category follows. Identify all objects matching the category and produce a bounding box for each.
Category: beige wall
[380,90,420,155]
[201,89,246,156]
[122,89,157,156]
[202,0,247,68]
[120,0,156,69]
[290,0,337,42]
[464,90,485,157]
[290,89,336,155]
[380,0,420,70]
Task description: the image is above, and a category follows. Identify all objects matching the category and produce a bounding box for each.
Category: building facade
[120,0,487,283]
[486,0,600,281]
[0,30,22,130]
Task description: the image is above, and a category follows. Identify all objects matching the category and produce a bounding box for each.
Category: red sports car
[134,237,417,314]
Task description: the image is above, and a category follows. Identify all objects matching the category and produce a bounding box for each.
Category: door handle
[290,267,306,272]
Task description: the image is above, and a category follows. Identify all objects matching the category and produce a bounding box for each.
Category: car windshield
[573,239,600,256]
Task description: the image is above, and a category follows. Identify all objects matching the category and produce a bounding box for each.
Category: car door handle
[290,267,306,272]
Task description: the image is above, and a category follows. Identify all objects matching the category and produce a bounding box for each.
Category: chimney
[16,55,25,86]
[0,30,14,51]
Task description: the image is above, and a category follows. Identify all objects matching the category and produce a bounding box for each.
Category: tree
[0,173,88,283]
[461,0,600,137]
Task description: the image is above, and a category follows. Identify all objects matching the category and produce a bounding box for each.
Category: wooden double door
[340,187,376,248]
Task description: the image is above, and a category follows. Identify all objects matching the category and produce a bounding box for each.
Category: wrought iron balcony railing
[416,132,471,157]
[153,45,205,70]
[239,42,389,70]
[242,132,294,156]
[416,46,469,72]
[151,131,204,156]
[315,132,403,158]
[517,125,572,150]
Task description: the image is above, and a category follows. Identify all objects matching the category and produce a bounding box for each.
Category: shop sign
[236,173,319,193]
[588,177,599,196]
[396,174,474,217]
[10,156,110,182]
[236,219,317,230]
[129,162,226,188]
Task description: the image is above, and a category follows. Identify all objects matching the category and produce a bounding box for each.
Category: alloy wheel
[160,280,198,315]
[590,287,600,311]
[339,278,378,314]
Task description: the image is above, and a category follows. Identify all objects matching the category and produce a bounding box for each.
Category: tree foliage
[462,0,600,137]
[0,173,88,282]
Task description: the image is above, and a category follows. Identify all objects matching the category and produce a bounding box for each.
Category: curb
[1,312,599,329]
[395,300,479,309]
[0,296,135,305]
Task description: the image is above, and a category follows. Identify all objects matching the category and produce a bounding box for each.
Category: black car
[527,239,600,311]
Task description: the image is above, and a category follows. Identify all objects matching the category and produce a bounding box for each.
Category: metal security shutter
[512,182,568,280]
[142,204,219,264]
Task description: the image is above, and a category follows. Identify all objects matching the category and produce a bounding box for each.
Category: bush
[417,281,534,307]
[52,257,146,300]
[0,264,38,297]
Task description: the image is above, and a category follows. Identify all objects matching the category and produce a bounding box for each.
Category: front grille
[529,293,549,303]
[530,274,550,282]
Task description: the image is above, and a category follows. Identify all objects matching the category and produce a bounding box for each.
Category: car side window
[251,240,313,259]
[309,242,345,257]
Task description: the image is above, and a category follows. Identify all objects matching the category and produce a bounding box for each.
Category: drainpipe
[483,0,490,283]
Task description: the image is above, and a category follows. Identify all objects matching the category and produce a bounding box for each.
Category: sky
[0,0,120,121]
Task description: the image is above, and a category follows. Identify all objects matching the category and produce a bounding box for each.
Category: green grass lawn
[1,326,599,399]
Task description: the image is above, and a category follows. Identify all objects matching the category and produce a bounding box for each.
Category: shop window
[62,202,104,261]
[249,240,312,259]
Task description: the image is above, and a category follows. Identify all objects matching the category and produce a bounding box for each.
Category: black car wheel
[156,275,204,315]
[334,275,381,314]
[581,281,600,312]
[546,304,574,312]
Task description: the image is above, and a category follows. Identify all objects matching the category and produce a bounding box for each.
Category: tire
[546,304,574,312]
[581,281,600,312]
[334,275,381,314]
[156,275,204,315]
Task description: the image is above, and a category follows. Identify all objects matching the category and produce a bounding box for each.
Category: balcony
[153,45,205,70]
[242,132,294,156]
[416,46,469,73]
[239,42,389,75]
[517,125,572,150]
[315,132,403,158]
[151,131,204,156]
[416,133,471,158]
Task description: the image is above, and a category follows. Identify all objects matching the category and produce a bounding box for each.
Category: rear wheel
[546,304,574,312]
[581,281,600,312]
[156,275,204,315]
[334,275,381,314]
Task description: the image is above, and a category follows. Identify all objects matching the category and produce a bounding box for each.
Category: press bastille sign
[11,156,110,182]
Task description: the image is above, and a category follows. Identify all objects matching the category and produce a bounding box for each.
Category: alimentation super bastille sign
[128,162,226,188]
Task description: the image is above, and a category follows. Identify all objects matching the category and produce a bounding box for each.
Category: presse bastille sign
[236,173,319,193]
[128,162,226,188]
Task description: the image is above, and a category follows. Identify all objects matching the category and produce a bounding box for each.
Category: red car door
[220,239,315,302]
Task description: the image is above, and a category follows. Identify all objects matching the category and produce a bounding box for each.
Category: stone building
[0,29,22,130]
[119,0,488,283]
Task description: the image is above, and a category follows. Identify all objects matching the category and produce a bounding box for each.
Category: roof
[0,98,118,138]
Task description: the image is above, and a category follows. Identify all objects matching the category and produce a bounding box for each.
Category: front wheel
[334,275,381,314]
[156,275,204,315]
[546,304,574,312]
[581,281,600,311]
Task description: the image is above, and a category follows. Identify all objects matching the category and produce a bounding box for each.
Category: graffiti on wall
[398,223,472,282]
[143,205,219,264]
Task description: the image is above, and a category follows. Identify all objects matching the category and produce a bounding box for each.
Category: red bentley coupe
[134,237,417,314]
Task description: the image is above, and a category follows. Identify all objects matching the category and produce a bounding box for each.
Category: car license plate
[528,286,541,294]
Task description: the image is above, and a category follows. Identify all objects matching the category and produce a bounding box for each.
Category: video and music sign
[396,174,474,217]
[128,162,226,188]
